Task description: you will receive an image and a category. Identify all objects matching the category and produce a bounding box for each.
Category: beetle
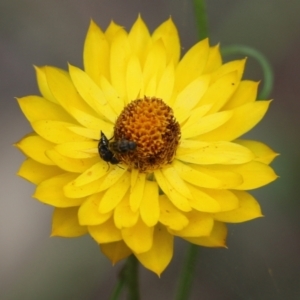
[98,131,119,165]
[109,139,137,153]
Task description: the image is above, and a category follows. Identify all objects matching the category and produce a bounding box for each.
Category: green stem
[110,255,140,300]
[125,255,140,300]
[221,45,274,99]
[193,0,208,40]
[109,278,125,300]
[175,244,199,300]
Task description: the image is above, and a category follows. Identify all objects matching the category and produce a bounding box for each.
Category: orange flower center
[113,96,181,172]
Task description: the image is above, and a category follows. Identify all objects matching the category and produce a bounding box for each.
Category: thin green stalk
[193,0,208,40]
[109,278,125,300]
[110,255,140,300]
[125,255,140,300]
[175,244,199,300]
[221,45,274,99]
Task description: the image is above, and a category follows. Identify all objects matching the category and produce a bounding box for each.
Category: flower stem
[110,255,140,300]
[193,0,208,40]
[109,278,125,300]
[175,243,199,300]
[221,45,274,99]
[125,255,140,300]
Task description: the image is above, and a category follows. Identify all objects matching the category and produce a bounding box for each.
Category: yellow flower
[16,16,278,276]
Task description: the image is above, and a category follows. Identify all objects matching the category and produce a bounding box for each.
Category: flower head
[16,16,278,275]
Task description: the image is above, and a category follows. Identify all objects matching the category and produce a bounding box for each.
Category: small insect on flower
[109,139,137,153]
[98,131,119,165]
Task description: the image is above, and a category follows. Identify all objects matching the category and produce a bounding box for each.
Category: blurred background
[1,0,299,299]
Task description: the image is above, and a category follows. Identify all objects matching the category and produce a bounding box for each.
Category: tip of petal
[89,18,96,25]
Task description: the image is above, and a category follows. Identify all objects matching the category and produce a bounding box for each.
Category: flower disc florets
[114,96,180,172]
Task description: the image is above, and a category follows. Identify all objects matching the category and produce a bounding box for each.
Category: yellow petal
[140,181,159,227]
[184,221,227,247]
[34,173,85,207]
[173,75,211,124]
[235,139,279,164]
[152,17,180,65]
[68,122,104,139]
[192,164,243,189]
[46,149,99,173]
[159,195,189,231]
[180,104,212,129]
[156,62,175,105]
[122,217,154,254]
[32,120,88,144]
[175,39,209,92]
[144,75,157,96]
[172,160,222,189]
[105,20,125,43]
[64,167,127,199]
[34,66,58,103]
[68,64,117,122]
[232,161,278,190]
[110,29,130,100]
[83,20,109,85]
[212,59,246,83]
[129,172,146,212]
[203,44,222,74]
[126,55,143,101]
[51,207,87,237]
[154,169,191,212]
[187,184,221,213]
[128,15,151,67]
[143,39,166,92]
[162,165,192,199]
[166,185,192,212]
[100,241,132,265]
[203,189,239,212]
[97,166,129,192]
[172,160,243,189]
[170,211,213,237]
[55,141,98,159]
[78,192,112,226]
[45,66,97,117]
[100,76,124,116]
[198,71,240,114]
[135,224,173,276]
[214,191,263,222]
[17,95,73,123]
[181,110,233,139]
[17,158,63,185]
[114,194,139,229]
[200,101,271,141]
[64,176,104,199]
[130,168,139,186]
[66,107,113,134]
[71,161,108,186]
[99,172,131,214]
[88,217,122,243]
[15,134,55,165]
[177,140,254,165]
[222,80,259,110]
